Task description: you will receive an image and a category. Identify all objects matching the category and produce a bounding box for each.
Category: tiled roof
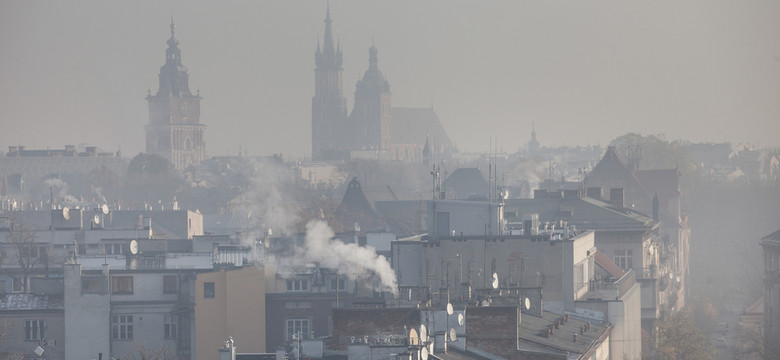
[593,250,626,279]
[517,311,611,355]
[390,107,453,149]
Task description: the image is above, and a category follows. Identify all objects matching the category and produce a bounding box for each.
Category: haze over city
[1,0,779,157]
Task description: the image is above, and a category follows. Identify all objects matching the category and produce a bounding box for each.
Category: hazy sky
[1,1,778,158]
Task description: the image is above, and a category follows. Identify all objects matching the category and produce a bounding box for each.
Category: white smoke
[300,220,398,296]
[44,178,77,203]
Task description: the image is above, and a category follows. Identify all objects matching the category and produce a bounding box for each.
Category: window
[112,315,133,340]
[82,276,106,294]
[164,313,178,339]
[111,276,133,294]
[25,320,44,341]
[163,275,178,294]
[286,319,310,341]
[614,249,633,270]
[286,279,309,292]
[105,243,123,255]
[12,277,23,292]
[20,245,39,259]
[330,277,346,291]
[204,282,215,298]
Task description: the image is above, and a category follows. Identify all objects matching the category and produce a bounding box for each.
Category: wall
[64,264,110,360]
[196,267,266,360]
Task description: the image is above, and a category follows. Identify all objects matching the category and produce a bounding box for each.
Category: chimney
[586,187,603,200]
[609,188,624,208]
[533,189,548,199]
[652,193,659,221]
[218,337,236,360]
[573,333,578,343]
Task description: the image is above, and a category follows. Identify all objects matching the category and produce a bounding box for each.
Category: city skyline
[1,1,779,159]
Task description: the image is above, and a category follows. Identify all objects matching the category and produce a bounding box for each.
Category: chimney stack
[609,188,624,208]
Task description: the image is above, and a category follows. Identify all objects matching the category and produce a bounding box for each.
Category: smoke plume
[300,220,398,296]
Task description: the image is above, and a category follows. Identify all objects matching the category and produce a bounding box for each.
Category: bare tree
[126,341,177,360]
[0,320,24,360]
[6,219,42,292]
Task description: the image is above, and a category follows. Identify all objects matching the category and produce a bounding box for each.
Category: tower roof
[355,44,390,93]
[154,17,193,98]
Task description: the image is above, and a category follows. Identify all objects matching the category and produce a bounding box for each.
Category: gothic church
[311,8,452,162]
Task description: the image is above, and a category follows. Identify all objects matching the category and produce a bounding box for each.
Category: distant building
[0,145,127,202]
[145,19,206,170]
[311,8,453,162]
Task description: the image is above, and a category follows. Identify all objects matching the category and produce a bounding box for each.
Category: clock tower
[145,18,206,170]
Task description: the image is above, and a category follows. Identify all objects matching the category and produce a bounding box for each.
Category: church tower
[145,18,206,170]
[349,43,391,151]
[312,5,348,161]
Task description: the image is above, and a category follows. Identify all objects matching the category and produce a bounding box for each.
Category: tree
[0,320,24,360]
[124,153,185,209]
[126,341,176,360]
[6,219,44,292]
[654,311,717,360]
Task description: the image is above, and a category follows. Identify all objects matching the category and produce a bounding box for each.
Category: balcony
[581,269,636,301]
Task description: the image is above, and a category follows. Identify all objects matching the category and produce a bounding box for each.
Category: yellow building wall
[196,267,266,359]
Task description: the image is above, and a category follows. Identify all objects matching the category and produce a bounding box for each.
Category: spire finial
[170,16,176,36]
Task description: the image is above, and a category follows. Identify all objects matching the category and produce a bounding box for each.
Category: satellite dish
[267,228,273,236]
[129,240,139,255]
[481,300,489,307]
[421,346,429,360]
[449,328,457,342]
[62,207,70,221]
[492,272,499,289]
[447,302,454,315]
[419,325,427,343]
[354,222,360,232]
[101,204,109,215]
[409,328,419,346]
[457,313,464,326]
[524,297,531,310]
[93,214,100,225]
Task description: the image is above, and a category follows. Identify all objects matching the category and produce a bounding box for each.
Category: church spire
[315,3,342,69]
